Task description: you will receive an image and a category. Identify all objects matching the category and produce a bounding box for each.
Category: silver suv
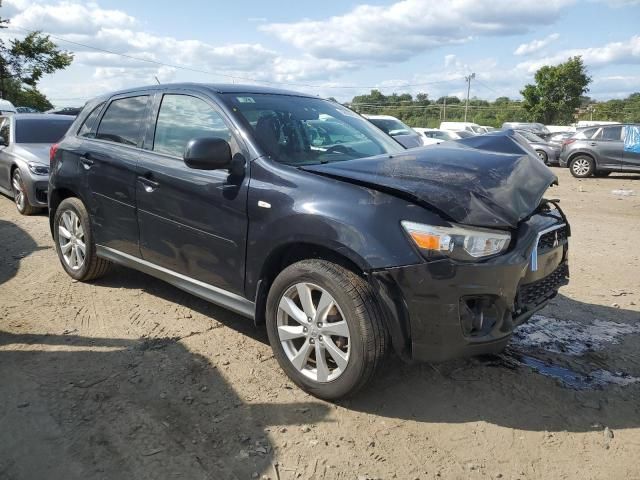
[559,124,640,178]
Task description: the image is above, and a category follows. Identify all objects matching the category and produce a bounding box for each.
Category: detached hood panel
[302,132,557,229]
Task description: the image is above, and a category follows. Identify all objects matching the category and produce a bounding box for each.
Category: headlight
[401,221,511,261]
[28,162,49,176]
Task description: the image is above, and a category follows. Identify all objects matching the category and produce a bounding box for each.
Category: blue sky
[2,0,639,106]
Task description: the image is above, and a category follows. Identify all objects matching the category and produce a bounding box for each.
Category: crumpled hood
[301,131,557,228]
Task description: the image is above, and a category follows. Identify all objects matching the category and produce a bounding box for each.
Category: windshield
[516,130,545,143]
[221,94,405,165]
[15,118,73,143]
[367,118,413,136]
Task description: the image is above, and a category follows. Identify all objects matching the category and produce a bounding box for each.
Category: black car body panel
[302,132,557,229]
[49,83,570,364]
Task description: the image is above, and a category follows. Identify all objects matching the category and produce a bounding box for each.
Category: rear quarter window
[77,102,105,138]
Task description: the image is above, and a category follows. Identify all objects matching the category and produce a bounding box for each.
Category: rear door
[622,125,640,170]
[84,93,152,256]
[591,126,623,170]
[135,91,249,295]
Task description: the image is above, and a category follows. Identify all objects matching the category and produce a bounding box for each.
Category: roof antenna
[154,76,161,85]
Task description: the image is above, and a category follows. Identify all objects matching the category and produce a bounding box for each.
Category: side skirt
[96,245,255,319]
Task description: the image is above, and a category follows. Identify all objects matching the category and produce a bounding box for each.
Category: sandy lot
[1,168,639,480]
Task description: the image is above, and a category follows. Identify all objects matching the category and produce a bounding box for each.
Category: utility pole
[464,73,476,122]
[443,96,447,121]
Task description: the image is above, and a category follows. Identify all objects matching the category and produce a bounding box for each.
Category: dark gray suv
[559,124,640,178]
[48,83,570,399]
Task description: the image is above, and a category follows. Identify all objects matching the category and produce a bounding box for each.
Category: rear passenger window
[77,102,105,138]
[153,94,231,158]
[96,96,149,146]
[0,119,10,144]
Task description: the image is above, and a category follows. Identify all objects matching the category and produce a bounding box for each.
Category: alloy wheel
[58,210,86,270]
[276,282,351,383]
[572,158,591,176]
[12,172,26,212]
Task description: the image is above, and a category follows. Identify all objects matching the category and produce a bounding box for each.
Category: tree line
[350,57,640,127]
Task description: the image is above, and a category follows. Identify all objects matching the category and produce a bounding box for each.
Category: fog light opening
[460,296,500,338]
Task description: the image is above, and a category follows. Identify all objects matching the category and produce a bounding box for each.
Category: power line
[8,26,467,91]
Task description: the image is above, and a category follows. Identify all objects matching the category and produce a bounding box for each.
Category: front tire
[266,260,386,400]
[12,170,38,215]
[569,155,594,178]
[53,197,112,281]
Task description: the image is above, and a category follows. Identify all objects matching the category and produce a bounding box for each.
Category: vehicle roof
[93,82,318,100]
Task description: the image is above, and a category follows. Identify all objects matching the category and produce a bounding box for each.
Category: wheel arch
[253,241,411,361]
[48,187,84,236]
[568,150,597,166]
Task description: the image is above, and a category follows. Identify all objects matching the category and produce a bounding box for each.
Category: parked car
[479,126,497,133]
[559,123,640,177]
[502,122,551,140]
[16,106,40,114]
[362,114,423,148]
[514,129,561,165]
[414,128,460,141]
[0,114,75,214]
[548,131,574,146]
[412,128,447,144]
[46,106,83,116]
[49,83,570,399]
[0,99,17,115]
[440,121,483,134]
[454,130,476,138]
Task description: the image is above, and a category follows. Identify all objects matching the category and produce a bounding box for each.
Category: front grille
[538,226,568,252]
[519,262,569,308]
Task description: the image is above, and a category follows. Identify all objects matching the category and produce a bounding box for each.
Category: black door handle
[137,175,159,192]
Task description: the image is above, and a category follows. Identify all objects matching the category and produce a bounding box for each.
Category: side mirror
[184,137,231,170]
[0,135,7,146]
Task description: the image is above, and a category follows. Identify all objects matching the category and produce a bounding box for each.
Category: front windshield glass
[222,94,405,165]
[367,118,412,136]
[517,130,545,143]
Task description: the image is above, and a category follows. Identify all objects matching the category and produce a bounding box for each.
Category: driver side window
[153,94,231,158]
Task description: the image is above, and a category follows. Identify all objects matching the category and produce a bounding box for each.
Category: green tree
[0,7,73,107]
[521,56,591,124]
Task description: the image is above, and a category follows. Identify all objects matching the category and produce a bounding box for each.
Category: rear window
[15,118,74,143]
[574,127,599,140]
[369,118,412,136]
[96,96,149,146]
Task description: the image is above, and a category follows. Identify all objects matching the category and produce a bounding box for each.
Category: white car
[412,128,445,145]
[439,121,483,134]
[414,128,475,142]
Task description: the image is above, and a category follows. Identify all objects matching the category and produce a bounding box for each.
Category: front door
[135,92,249,296]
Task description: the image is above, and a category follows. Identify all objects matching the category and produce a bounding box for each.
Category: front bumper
[372,209,570,362]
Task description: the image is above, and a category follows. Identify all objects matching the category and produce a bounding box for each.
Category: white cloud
[514,33,560,56]
[517,35,640,73]
[262,0,575,63]
[592,0,640,6]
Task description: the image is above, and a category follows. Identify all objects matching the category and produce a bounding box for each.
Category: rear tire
[12,170,38,215]
[569,155,594,178]
[266,259,387,400]
[53,197,112,281]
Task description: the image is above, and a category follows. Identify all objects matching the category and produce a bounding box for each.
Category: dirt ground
[1,168,639,480]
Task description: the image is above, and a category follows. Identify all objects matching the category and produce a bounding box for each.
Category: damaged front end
[303,131,570,362]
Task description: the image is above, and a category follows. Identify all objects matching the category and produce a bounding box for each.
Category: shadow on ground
[0,219,43,286]
[91,263,640,435]
[0,331,330,480]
